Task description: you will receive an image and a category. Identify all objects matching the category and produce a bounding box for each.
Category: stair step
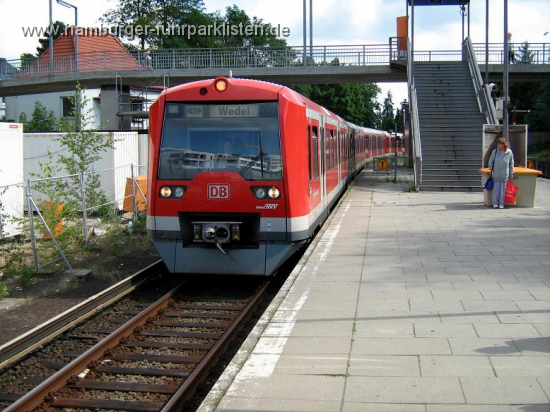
[423,171,480,176]
[422,176,482,182]
[422,161,481,166]
[419,185,483,192]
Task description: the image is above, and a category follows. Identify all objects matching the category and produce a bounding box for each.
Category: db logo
[208,184,230,199]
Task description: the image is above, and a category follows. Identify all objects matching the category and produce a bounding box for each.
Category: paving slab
[344,376,465,404]
[460,377,550,404]
[344,403,426,412]
[490,355,550,377]
[419,355,495,377]
[348,355,420,377]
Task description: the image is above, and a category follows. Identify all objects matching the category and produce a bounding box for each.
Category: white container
[0,123,24,237]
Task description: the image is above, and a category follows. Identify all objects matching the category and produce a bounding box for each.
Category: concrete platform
[199,170,550,412]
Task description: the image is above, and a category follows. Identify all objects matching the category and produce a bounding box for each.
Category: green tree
[100,0,158,50]
[220,5,287,48]
[394,107,404,133]
[364,83,382,128]
[56,83,116,216]
[24,101,58,132]
[516,41,534,65]
[20,53,36,70]
[18,112,29,128]
[308,83,367,126]
[36,21,67,55]
[530,82,550,132]
[286,82,382,129]
[381,91,395,131]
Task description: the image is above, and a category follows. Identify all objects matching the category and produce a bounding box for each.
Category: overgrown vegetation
[0,84,148,296]
[19,101,58,132]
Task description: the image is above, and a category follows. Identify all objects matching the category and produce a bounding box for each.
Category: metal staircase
[414,60,486,191]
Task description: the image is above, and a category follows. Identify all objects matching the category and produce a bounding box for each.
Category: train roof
[160,77,387,135]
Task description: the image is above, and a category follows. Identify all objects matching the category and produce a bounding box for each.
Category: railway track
[0,268,269,412]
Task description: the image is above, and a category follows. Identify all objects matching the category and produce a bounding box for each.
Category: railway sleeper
[64,350,203,364]
[67,378,179,394]
[50,398,164,411]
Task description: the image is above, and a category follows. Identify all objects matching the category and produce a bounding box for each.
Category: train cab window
[307,126,312,182]
[158,102,282,181]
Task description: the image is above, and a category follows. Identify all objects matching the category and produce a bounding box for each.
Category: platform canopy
[408,0,469,5]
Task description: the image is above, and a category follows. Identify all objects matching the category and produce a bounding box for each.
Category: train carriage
[147,77,391,275]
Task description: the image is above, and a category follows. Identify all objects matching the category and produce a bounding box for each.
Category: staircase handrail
[407,38,422,191]
[464,37,498,125]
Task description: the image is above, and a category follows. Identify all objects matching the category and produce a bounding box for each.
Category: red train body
[147,77,392,275]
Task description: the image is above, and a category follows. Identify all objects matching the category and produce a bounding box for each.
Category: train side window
[312,126,319,180]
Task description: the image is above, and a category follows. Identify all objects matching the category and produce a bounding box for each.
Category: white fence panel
[23,131,139,209]
[0,123,24,237]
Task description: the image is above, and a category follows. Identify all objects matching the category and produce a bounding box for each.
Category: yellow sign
[377,158,389,170]
[527,158,535,169]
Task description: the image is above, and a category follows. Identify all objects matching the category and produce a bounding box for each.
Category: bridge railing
[2,42,548,80]
[472,43,550,65]
[1,44,393,80]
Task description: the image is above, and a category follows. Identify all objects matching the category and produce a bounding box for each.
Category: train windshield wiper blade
[238,152,267,176]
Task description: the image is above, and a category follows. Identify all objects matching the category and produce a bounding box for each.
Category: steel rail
[0,260,164,370]
[162,280,270,411]
[4,267,187,412]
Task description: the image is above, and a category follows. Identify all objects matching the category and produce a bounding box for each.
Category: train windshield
[158,102,282,181]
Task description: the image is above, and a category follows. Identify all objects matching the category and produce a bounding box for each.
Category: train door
[319,117,327,211]
[307,117,321,213]
[350,129,356,173]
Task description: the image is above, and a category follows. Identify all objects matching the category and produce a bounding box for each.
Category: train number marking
[208,184,230,199]
[256,204,278,210]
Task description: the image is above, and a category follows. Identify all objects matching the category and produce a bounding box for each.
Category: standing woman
[489,137,514,209]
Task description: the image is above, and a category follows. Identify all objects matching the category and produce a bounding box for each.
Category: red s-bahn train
[147,77,394,276]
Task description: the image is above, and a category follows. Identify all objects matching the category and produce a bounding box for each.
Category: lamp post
[503,0,509,141]
[56,0,78,73]
[49,0,53,74]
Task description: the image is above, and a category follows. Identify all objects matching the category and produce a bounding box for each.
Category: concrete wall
[5,89,101,129]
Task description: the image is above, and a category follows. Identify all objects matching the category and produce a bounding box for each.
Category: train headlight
[268,186,280,199]
[254,187,267,200]
[174,186,186,198]
[160,186,172,198]
[214,78,228,92]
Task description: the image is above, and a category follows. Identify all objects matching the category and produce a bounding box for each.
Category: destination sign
[210,105,259,118]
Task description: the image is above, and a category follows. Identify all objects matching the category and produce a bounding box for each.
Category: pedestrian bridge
[1,39,549,96]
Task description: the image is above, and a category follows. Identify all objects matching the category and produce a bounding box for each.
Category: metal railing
[1,44,393,80]
[2,42,548,80]
[472,43,550,65]
[407,39,422,191]
[464,37,498,125]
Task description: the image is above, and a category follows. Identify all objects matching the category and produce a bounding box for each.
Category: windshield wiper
[238,152,267,176]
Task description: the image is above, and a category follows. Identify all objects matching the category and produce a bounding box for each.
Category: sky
[1,0,549,106]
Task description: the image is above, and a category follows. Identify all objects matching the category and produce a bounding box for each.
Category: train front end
[147,77,300,276]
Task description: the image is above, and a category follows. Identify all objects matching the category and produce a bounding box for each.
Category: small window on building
[61,97,75,117]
